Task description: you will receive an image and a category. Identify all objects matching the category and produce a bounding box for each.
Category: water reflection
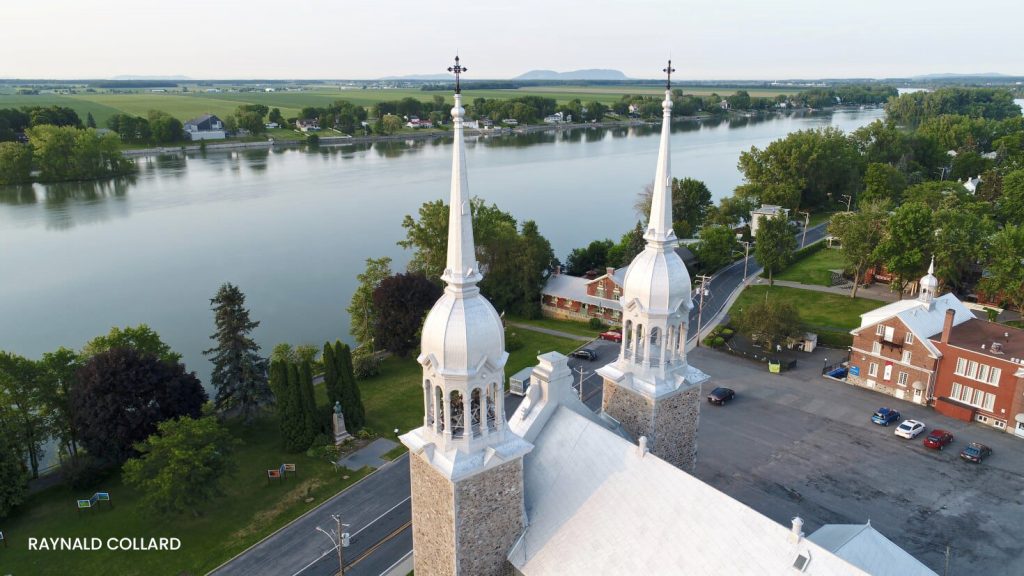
[0,177,135,230]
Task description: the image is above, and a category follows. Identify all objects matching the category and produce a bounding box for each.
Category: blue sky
[5,0,1022,79]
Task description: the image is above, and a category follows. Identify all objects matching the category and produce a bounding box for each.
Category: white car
[895,419,926,439]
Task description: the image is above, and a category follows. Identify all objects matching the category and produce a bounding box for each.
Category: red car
[599,330,623,342]
[922,429,954,450]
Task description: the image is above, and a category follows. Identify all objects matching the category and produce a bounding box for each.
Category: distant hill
[515,69,629,81]
[910,72,1009,80]
[378,73,453,80]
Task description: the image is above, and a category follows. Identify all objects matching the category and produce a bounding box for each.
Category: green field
[0,84,803,126]
[0,416,372,576]
[729,285,884,347]
[774,247,848,286]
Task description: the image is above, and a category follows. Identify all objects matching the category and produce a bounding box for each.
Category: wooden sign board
[77,499,92,509]
[267,469,281,478]
[283,464,296,472]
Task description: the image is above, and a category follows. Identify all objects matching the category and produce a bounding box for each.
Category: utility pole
[840,194,853,212]
[739,240,751,280]
[316,514,350,576]
[575,365,586,401]
[695,275,711,347]
[799,211,810,247]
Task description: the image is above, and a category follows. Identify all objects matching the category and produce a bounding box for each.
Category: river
[0,107,886,381]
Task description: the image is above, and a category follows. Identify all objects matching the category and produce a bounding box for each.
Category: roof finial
[663,59,675,91]
[928,255,935,275]
[447,55,467,94]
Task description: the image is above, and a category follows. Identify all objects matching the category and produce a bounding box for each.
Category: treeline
[0,125,134,184]
[885,87,1021,126]
[796,85,898,108]
[105,110,184,144]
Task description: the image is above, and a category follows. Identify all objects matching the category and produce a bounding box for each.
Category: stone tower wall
[602,380,655,441]
[454,459,526,576]
[410,454,457,576]
[602,379,701,472]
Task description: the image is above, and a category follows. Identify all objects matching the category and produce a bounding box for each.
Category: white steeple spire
[919,255,938,305]
[645,59,677,247]
[441,56,481,290]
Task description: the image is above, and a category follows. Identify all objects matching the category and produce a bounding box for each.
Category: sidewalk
[338,437,399,470]
[770,279,901,302]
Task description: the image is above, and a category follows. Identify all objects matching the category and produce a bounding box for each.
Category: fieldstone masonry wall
[410,455,526,576]
[410,454,457,575]
[454,459,526,576]
[602,379,701,472]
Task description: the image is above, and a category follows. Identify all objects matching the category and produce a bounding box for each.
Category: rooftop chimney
[941,308,955,344]
[790,517,804,544]
[605,266,615,278]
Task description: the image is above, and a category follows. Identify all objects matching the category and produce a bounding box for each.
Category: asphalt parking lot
[688,346,1024,575]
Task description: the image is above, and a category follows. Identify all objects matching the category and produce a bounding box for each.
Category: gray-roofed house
[808,522,937,576]
[183,114,226,141]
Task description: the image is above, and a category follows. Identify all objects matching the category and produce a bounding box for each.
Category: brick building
[846,261,974,405]
[931,311,1024,438]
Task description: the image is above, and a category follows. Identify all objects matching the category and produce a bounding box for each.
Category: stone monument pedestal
[333,401,352,445]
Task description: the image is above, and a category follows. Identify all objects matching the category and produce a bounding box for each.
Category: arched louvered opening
[435,386,444,433]
[486,383,497,431]
[624,319,634,359]
[424,380,433,426]
[449,390,464,437]
[470,388,482,436]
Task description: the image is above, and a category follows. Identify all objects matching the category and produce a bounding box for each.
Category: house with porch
[183,114,226,140]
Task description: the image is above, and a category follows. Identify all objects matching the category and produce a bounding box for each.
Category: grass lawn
[774,248,848,286]
[728,285,884,347]
[506,315,603,338]
[358,329,580,436]
[0,415,372,576]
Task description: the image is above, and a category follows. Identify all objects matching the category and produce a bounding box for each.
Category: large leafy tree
[37,347,82,458]
[347,257,393,349]
[73,348,207,466]
[933,204,994,293]
[980,225,1024,312]
[998,169,1024,225]
[0,352,46,478]
[754,216,797,286]
[83,324,181,364]
[0,414,29,516]
[874,201,935,296]
[861,163,907,205]
[372,272,443,357]
[123,416,239,516]
[205,283,271,421]
[734,297,803,353]
[0,142,33,185]
[828,202,889,298]
[565,239,616,275]
[738,126,863,210]
[695,225,740,274]
[635,178,714,237]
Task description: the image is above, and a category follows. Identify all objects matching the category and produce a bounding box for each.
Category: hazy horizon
[5,0,1023,80]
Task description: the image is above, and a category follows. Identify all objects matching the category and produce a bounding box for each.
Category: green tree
[0,142,33,185]
[299,361,318,443]
[874,201,935,295]
[334,342,365,432]
[933,205,994,292]
[205,283,271,422]
[106,113,151,144]
[0,416,29,516]
[0,353,46,478]
[635,178,714,236]
[565,239,616,275]
[235,104,267,135]
[26,125,133,182]
[727,90,751,110]
[372,272,443,357]
[347,257,393,348]
[147,110,183,144]
[695,225,740,274]
[37,347,82,458]
[86,112,96,129]
[322,342,340,407]
[754,216,797,286]
[381,114,403,134]
[862,163,907,205]
[828,202,889,298]
[980,225,1024,312]
[901,180,962,210]
[83,324,181,364]
[734,297,802,352]
[399,199,449,279]
[72,348,207,466]
[609,222,646,268]
[998,169,1024,225]
[282,362,310,451]
[123,416,239,516]
[268,107,284,126]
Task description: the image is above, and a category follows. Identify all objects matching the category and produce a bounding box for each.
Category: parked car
[922,429,954,450]
[570,348,598,361]
[894,419,926,439]
[871,407,901,426]
[960,442,992,463]
[707,387,735,405]
[599,330,623,343]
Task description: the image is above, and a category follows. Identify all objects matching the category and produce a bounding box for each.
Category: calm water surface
[0,108,884,381]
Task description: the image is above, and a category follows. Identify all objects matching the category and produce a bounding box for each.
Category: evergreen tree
[269,360,296,449]
[86,112,96,129]
[335,342,365,432]
[204,283,271,422]
[322,342,341,407]
[299,361,318,444]
[282,363,309,452]
[0,415,29,516]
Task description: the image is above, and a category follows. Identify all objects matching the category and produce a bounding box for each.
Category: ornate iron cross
[448,56,467,94]
[663,59,676,90]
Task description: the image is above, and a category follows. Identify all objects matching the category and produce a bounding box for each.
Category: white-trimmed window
[872,342,882,355]
[966,360,978,379]
[876,324,886,336]
[884,326,895,342]
[904,332,914,344]
[901,351,912,364]
[868,362,878,377]
[897,371,908,386]
[955,358,967,375]
[983,394,996,411]
[951,382,962,398]
[989,367,1001,385]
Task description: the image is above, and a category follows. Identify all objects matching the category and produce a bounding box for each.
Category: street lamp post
[739,240,751,280]
[799,211,810,247]
[695,275,711,347]
[316,514,350,575]
[840,194,853,212]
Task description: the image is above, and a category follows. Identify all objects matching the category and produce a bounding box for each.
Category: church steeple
[645,60,676,246]
[440,56,481,291]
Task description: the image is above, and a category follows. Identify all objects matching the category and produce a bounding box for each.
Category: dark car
[707,387,735,405]
[923,429,954,450]
[960,442,992,463]
[570,348,598,361]
[871,407,901,426]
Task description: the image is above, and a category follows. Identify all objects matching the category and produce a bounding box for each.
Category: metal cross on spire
[663,59,675,90]
[448,55,467,94]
